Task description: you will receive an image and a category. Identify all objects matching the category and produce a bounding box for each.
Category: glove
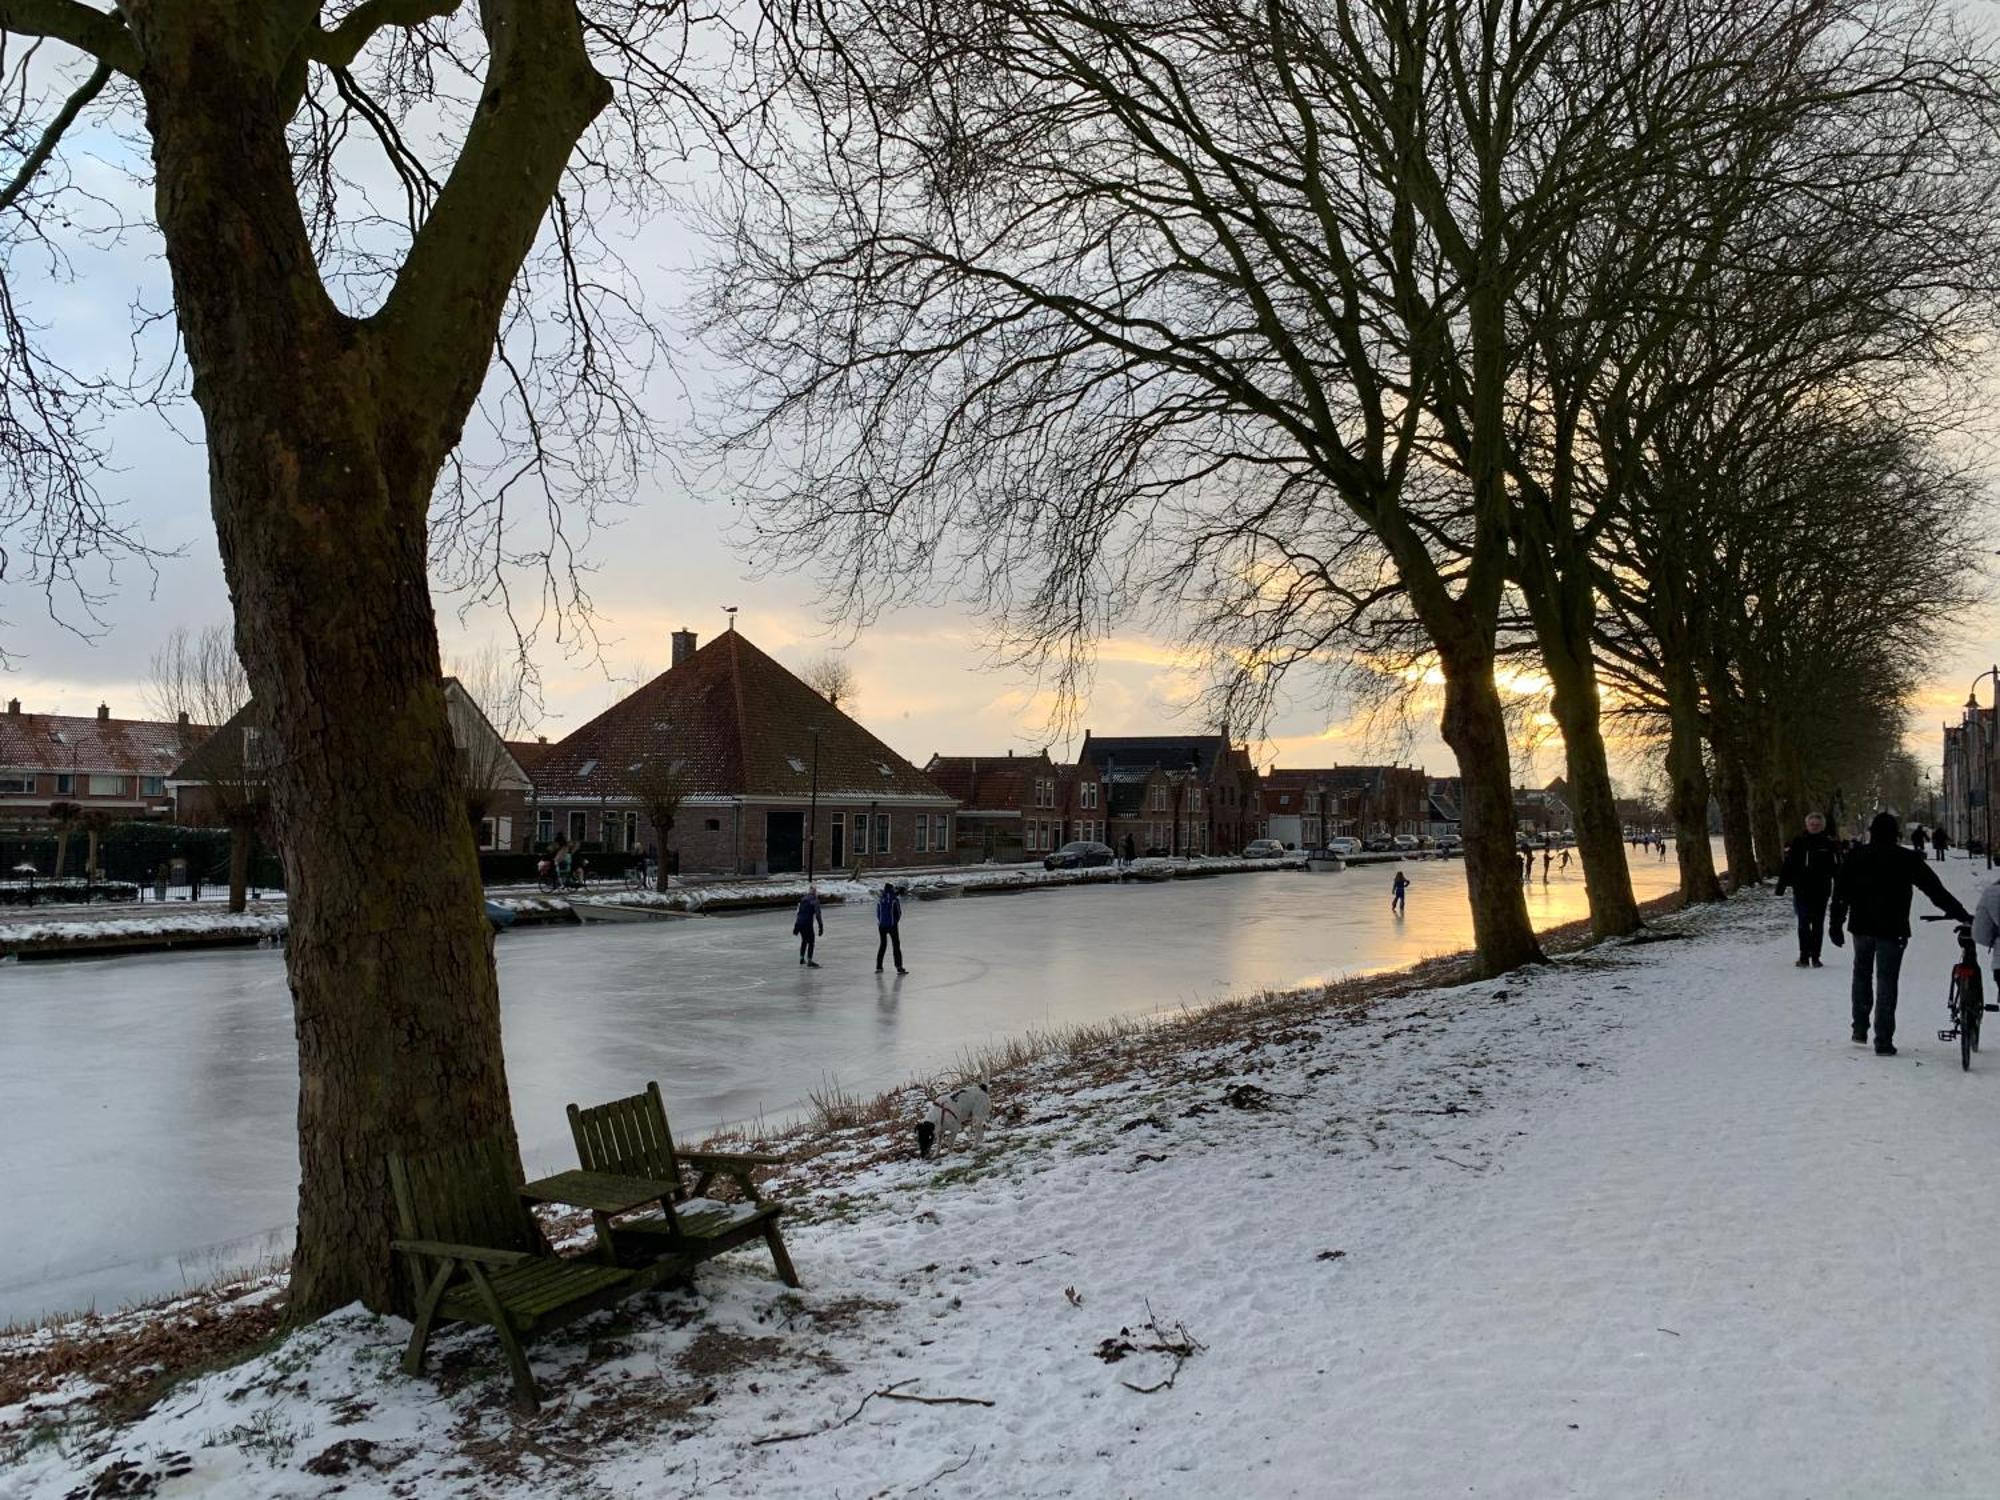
[1829,924,1844,948]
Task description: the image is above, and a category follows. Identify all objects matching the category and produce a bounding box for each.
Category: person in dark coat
[1912,825,1929,858]
[1932,826,1951,862]
[875,882,906,974]
[1774,811,1842,968]
[1830,810,1971,1054]
[1122,832,1137,867]
[793,885,824,968]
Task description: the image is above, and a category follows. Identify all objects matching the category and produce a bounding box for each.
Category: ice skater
[1390,867,1409,917]
[794,885,824,968]
[1559,848,1571,872]
[875,881,907,974]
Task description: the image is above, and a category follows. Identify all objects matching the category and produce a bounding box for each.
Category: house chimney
[4,698,16,715]
[538,735,548,745]
[97,703,109,721]
[177,711,189,728]
[671,628,698,668]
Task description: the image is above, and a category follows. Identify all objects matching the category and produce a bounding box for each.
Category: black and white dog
[916,1080,992,1158]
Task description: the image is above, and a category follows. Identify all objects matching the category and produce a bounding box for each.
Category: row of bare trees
[704,0,2000,970]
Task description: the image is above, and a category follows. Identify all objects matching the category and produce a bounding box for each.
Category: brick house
[1078,731,1260,855]
[172,680,532,850]
[530,628,955,876]
[0,698,208,823]
[1265,765,1428,840]
[1261,769,1334,849]
[1105,763,1180,856]
[923,750,1060,863]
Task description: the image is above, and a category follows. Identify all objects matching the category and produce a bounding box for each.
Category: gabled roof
[924,752,1052,812]
[1079,732,1229,778]
[534,631,951,803]
[168,701,261,784]
[506,739,553,774]
[1,708,209,777]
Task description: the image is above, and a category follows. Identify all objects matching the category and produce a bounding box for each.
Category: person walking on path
[1830,810,1971,1054]
[794,885,824,968]
[1559,848,1572,872]
[1974,878,2000,989]
[1122,832,1136,869]
[1933,826,1951,861]
[1775,811,1842,968]
[1391,868,1409,916]
[1913,825,1930,859]
[875,882,907,974]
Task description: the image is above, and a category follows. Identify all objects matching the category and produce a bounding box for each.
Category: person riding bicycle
[1829,810,1972,1054]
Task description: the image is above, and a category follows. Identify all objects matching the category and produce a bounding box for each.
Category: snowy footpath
[7,861,2000,1498]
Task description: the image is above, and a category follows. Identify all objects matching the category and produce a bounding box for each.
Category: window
[479,818,498,850]
[54,773,72,795]
[916,816,930,853]
[567,810,588,844]
[704,818,721,832]
[1024,821,1037,852]
[1152,785,1167,812]
[536,809,554,845]
[853,811,869,856]
[0,773,32,794]
[933,813,948,850]
[875,813,890,854]
[89,774,125,796]
[139,776,165,796]
[1080,780,1098,809]
[625,812,639,851]
[1035,778,1054,808]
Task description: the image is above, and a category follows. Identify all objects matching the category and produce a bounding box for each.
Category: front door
[767,809,805,874]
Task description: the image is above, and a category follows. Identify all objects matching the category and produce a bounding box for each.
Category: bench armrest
[391,1238,533,1267]
[681,1150,783,1170]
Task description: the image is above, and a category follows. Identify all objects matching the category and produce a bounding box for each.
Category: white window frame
[915,816,930,853]
[0,772,32,794]
[479,817,498,850]
[853,811,869,856]
[1081,780,1098,809]
[88,773,125,796]
[139,775,165,796]
[934,813,948,850]
[536,809,554,846]
[54,773,73,795]
[876,812,890,854]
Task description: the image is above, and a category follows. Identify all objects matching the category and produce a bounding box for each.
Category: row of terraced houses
[0,627,1528,878]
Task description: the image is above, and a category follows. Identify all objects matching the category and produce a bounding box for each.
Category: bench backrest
[388,1131,540,1255]
[569,1080,682,1185]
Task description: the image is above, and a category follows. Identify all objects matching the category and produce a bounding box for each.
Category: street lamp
[1970,663,2000,870]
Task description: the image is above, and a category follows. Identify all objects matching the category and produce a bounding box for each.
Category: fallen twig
[750,1381,915,1446]
[1110,1301,1206,1395]
[906,1451,976,1492]
[879,1390,995,1408]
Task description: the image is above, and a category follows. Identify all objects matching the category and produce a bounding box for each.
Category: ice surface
[0,847,1690,1323]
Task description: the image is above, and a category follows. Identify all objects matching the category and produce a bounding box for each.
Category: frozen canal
[0,847,1697,1323]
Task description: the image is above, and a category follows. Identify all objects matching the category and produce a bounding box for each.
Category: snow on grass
[10,866,2000,1497]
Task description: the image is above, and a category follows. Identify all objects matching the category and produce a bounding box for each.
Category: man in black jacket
[1775,811,1842,968]
[1830,811,1972,1054]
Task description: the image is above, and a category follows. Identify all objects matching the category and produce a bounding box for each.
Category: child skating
[1391,867,1410,917]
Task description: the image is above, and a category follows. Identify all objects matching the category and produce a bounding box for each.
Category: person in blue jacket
[875,882,908,974]
[794,885,824,968]
[1391,868,1409,916]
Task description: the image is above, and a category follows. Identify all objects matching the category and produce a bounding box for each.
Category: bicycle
[537,862,588,894]
[1925,916,1995,1071]
[624,861,651,891]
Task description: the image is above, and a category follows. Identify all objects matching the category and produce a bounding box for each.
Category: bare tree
[801,652,857,712]
[146,623,262,910]
[618,751,687,891]
[0,3,735,1318]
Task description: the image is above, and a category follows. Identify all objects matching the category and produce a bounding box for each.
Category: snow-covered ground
[9,858,1999,1498]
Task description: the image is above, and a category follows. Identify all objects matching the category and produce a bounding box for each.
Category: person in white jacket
[1975,880,2000,985]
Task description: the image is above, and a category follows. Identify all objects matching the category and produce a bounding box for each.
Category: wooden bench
[568,1081,801,1289]
[388,1133,678,1413]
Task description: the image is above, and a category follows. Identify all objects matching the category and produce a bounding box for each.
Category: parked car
[1364,836,1395,853]
[1244,838,1287,859]
[1043,840,1116,870]
[1392,834,1421,851]
[1435,836,1462,856]
[1326,837,1362,857]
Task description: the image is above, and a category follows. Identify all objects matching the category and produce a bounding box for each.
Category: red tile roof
[923,752,1053,813]
[0,709,209,777]
[533,631,952,804]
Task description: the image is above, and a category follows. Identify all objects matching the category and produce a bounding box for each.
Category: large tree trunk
[1663,657,1724,903]
[1714,747,1757,891]
[1439,659,1544,974]
[1534,613,1642,938]
[1749,770,1785,878]
[134,1,608,1320]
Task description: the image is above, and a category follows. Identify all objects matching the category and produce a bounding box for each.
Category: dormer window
[578,759,598,777]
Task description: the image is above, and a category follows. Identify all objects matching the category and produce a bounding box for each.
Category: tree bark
[1714,747,1757,891]
[130,1,609,1320]
[1439,657,1544,975]
[1531,592,1643,938]
[1748,768,1784,879]
[1663,656,1724,903]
